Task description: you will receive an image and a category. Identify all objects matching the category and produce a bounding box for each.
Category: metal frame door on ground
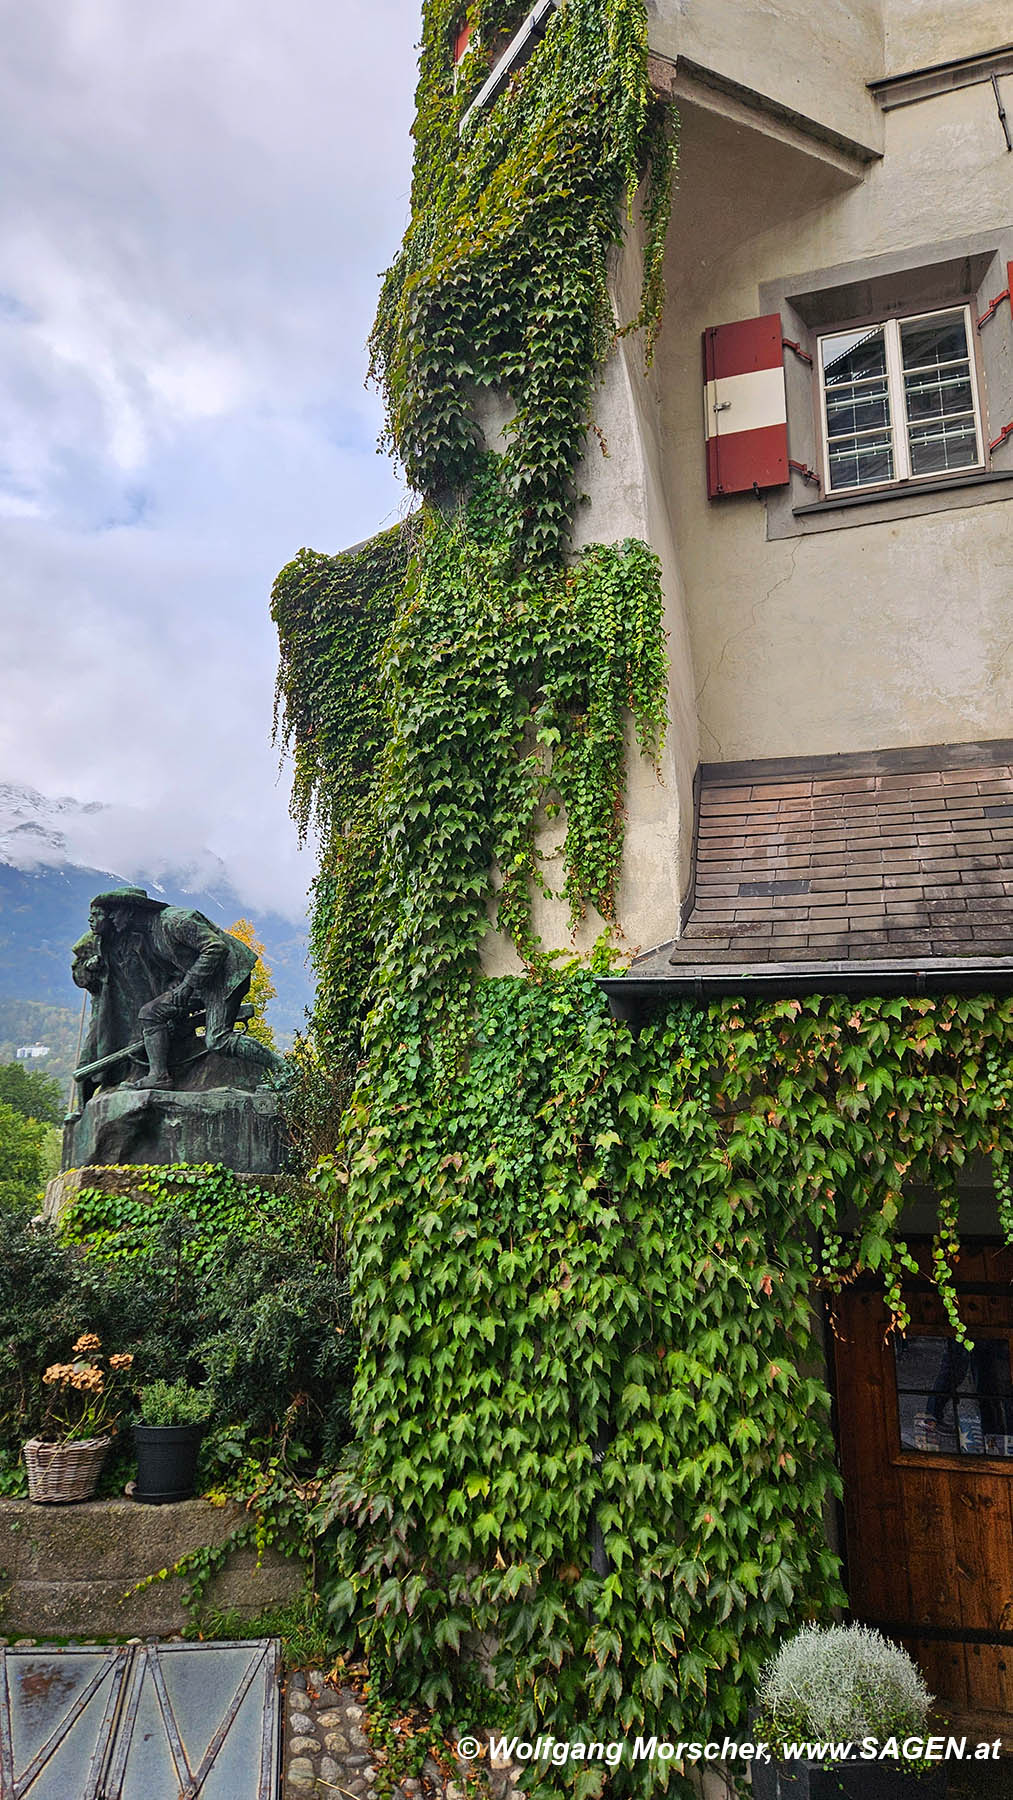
[0,1639,281,1800]
[832,1243,1013,1713]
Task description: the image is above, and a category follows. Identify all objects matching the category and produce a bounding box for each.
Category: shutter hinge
[782,337,813,366]
[989,420,1013,452]
[977,263,1013,328]
[789,459,821,487]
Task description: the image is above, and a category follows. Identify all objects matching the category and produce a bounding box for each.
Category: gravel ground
[282,1669,527,1800]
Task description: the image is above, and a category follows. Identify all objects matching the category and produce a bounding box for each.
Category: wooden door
[833,1244,1013,1713]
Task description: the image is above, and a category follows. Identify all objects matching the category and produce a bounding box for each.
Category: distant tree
[0,1062,63,1125]
[226,919,278,1052]
[39,1125,62,1184]
[0,1101,46,1212]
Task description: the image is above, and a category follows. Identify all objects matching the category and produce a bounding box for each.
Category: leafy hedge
[0,1168,356,1495]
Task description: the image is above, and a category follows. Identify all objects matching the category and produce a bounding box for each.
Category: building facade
[603,0,1013,1718]
[477,0,1013,968]
[277,0,1013,1742]
[470,0,1013,1717]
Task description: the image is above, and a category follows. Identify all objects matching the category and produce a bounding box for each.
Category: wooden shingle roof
[631,740,1013,979]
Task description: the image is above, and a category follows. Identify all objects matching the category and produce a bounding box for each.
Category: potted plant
[24,1333,134,1503]
[751,1623,947,1798]
[133,1378,211,1504]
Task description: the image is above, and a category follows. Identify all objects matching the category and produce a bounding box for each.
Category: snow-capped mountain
[0,783,104,865]
[0,783,234,898]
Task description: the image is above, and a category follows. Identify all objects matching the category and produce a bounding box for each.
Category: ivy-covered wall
[314,983,1013,1787]
[270,0,1013,1788]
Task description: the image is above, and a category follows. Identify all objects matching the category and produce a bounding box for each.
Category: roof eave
[597,958,1013,1032]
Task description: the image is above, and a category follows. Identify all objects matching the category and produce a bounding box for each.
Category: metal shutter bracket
[977,263,1013,328]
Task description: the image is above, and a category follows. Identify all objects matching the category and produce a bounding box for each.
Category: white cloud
[0,0,419,920]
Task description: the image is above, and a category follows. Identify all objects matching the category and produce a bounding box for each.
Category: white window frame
[817,304,986,496]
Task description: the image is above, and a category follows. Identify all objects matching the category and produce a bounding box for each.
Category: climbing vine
[369,0,675,563]
[312,982,1013,1798]
[273,466,667,1067]
[273,525,413,1080]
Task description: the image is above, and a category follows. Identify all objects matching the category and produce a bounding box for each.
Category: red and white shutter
[702,315,789,497]
[453,18,473,62]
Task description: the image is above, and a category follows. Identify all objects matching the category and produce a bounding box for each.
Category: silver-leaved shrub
[757,1624,933,1743]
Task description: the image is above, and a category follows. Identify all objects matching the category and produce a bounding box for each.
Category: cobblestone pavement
[283,1671,526,1800]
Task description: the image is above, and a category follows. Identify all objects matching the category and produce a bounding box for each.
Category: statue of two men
[73,887,284,1096]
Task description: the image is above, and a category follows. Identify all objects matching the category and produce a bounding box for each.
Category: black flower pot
[133,1423,204,1504]
[751,1754,947,1799]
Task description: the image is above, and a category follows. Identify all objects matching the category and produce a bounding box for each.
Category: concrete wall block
[0,1499,301,1636]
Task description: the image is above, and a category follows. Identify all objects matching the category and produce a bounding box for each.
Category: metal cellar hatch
[0,1639,281,1800]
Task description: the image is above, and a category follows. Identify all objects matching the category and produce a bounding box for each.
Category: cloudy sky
[0,0,420,919]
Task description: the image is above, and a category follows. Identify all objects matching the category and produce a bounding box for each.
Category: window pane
[821,328,892,488]
[908,418,979,476]
[901,312,979,475]
[821,326,888,385]
[904,373,974,423]
[894,1334,1013,1456]
[901,313,969,372]
[827,438,893,488]
[825,390,891,437]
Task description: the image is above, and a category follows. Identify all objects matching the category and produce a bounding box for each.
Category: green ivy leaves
[304,982,1013,1796]
[273,470,667,1079]
[370,0,675,562]
[262,0,1013,1784]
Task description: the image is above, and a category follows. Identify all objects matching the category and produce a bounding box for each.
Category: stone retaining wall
[0,1497,301,1635]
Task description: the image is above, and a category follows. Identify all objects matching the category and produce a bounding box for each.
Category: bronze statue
[73,887,284,1092]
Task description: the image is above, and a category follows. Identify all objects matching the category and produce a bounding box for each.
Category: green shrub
[0,1062,63,1125]
[197,1237,355,1465]
[0,1101,48,1213]
[0,1176,357,1495]
[138,1378,212,1427]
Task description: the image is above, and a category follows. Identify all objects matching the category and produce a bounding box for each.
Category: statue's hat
[90,886,168,911]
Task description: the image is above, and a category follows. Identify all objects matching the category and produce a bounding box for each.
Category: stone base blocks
[62,1076,286,1174]
[0,1498,302,1636]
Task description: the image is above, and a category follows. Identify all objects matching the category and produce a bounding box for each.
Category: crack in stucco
[984,560,1013,686]
[694,536,803,737]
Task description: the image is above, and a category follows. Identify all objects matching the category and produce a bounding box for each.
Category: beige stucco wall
[646,0,883,154]
[480,242,698,972]
[884,0,1012,76]
[483,2,1013,966]
[655,74,1013,768]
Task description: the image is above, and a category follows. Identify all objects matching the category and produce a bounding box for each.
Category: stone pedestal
[62,1082,285,1174]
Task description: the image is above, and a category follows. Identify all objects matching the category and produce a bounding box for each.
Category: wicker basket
[23,1436,111,1503]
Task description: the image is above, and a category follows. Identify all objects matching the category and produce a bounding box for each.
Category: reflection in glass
[819,309,981,492]
[894,1334,1013,1458]
[900,312,978,477]
[821,326,893,489]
